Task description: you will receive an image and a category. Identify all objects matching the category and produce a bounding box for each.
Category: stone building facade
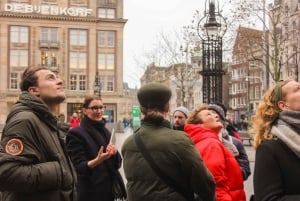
[140,63,202,112]
[0,0,129,128]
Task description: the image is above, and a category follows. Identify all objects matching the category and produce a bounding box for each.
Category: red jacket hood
[184,124,219,144]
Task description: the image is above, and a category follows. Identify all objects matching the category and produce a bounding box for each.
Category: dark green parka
[0,92,77,201]
[121,120,215,201]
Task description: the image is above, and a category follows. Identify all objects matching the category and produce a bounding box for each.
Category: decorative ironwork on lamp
[197,0,227,104]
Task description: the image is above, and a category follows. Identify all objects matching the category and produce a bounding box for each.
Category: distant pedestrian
[123,117,128,128]
[172,106,190,131]
[69,112,80,128]
[122,83,216,201]
[185,104,246,201]
[252,80,300,200]
[0,66,77,201]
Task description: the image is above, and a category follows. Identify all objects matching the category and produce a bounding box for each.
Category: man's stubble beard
[42,94,66,105]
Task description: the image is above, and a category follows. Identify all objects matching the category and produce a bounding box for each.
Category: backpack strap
[134,130,195,201]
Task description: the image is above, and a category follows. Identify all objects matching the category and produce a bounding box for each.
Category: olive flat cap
[137,83,172,108]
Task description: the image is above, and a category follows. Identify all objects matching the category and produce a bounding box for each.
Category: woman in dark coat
[252,80,300,201]
[66,95,125,201]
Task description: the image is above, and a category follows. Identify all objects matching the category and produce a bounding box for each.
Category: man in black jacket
[0,67,77,201]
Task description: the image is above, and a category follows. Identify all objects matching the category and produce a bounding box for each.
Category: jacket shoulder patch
[5,138,24,156]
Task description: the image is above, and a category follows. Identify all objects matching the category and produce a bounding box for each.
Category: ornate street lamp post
[197,0,226,103]
[93,70,102,97]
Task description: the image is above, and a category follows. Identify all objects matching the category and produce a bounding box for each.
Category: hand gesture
[87,145,114,168]
[106,143,117,155]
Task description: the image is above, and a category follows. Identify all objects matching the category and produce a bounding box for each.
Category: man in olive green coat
[122,83,215,201]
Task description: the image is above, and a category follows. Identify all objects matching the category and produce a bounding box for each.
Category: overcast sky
[123,0,208,88]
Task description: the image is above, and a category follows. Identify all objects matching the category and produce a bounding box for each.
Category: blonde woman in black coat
[252,80,300,201]
[66,95,125,201]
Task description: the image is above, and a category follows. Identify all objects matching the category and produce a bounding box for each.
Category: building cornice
[0,12,127,24]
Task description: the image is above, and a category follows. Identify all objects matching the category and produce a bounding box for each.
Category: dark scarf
[80,116,110,147]
[271,110,300,158]
[173,125,184,131]
[80,116,121,170]
[6,92,67,132]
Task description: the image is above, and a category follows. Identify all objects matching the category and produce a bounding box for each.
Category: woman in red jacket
[184,104,246,201]
[69,112,80,128]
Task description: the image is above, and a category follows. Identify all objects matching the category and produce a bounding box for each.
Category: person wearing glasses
[66,95,126,201]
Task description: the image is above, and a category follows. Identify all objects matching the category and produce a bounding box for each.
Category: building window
[40,27,58,42]
[98,53,114,69]
[10,73,18,89]
[107,76,114,91]
[98,31,115,47]
[70,29,87,46]
[255,86,261,99]
[10,50,28,67]
[98,8,115,18]
[249,86,254,99]
[70,74,86,90]
[70,52,87,69]
[79,75,86,90]
[10,26,28,43]
[229,85,232,95]
[70,75,77,90]
[97,0,116,4]
[232,98,236,108]
[10,0,30,3]
[70,0,87,5]
[100,75,114,92]
[232,83,236,94]
[41,51,57,67]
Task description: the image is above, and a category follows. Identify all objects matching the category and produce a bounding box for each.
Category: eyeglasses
[87,106,105,112]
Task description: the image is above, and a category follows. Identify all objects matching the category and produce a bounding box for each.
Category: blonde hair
[252,80,292,149]
[186,104,208,124]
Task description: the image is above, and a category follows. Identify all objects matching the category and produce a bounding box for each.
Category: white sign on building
[4,3,93,17]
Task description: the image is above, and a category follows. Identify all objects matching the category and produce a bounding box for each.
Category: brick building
[228,26,263,124]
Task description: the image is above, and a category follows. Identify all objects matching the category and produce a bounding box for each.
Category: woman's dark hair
[82,95,102,108]
[140,107,166,125]
[19,67,48,91]
[225,119,237,136]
